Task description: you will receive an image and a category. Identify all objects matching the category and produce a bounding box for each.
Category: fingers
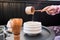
[41,6,50,12]
[41,6,55,15]
[46,11,56,15]
[46,7,56,15]
[41,5,59,15]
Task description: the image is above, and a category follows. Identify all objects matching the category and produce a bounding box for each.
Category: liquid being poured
[31,10,41,21]
[31,7,41,21]
[31,7,35,21]
[32,15,34,21]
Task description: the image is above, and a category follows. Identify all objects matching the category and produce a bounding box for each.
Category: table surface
[5,26,55,40]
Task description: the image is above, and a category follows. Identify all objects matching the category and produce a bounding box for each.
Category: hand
[41,5,60,15]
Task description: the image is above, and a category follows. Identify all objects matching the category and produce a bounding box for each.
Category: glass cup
[0,25,5,40]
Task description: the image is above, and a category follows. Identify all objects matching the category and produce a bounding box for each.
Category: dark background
[0,0,60,26]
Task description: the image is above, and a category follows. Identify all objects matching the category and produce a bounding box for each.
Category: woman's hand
[41,5,60,15]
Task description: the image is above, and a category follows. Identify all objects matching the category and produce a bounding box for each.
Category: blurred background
[0,0,60,26]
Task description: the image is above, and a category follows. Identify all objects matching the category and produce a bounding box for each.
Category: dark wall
[0,1,60,26]
[0,1,33,25]
[0,2,25,25]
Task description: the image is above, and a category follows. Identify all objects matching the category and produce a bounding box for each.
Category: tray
[5,26,55,40]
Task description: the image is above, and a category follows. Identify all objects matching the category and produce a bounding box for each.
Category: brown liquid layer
[31,7,35,13]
